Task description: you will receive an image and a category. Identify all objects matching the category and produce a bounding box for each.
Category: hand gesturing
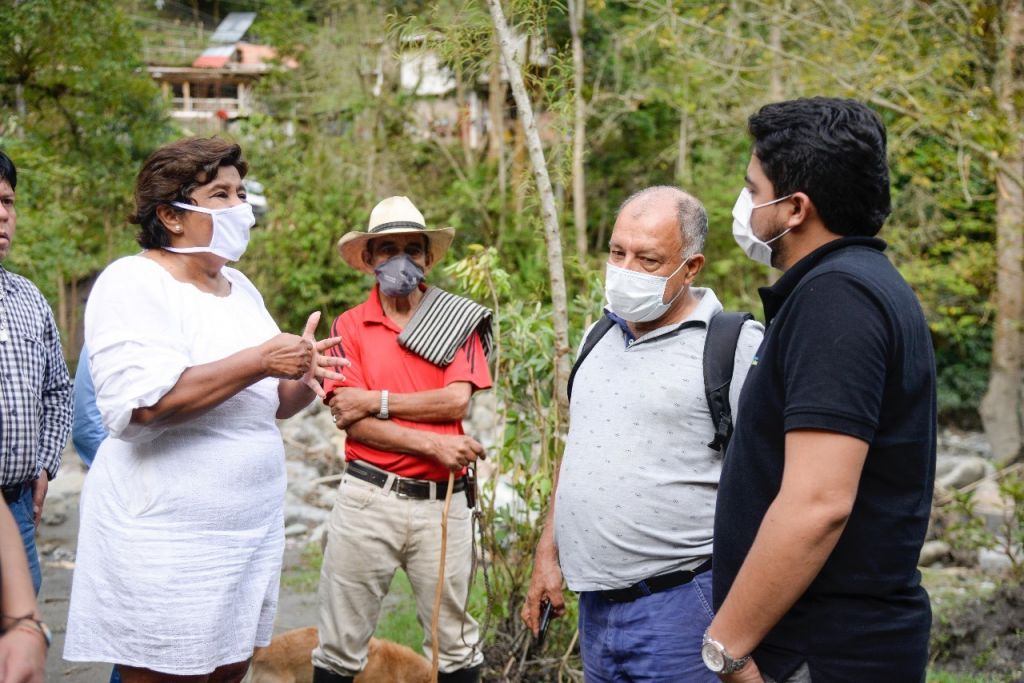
[299,311,347,399]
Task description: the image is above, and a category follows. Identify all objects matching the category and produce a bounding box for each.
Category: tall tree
[568,0,588,264]
[0,0,170,351]
[981,0,1024,465]
[487,0,572,427]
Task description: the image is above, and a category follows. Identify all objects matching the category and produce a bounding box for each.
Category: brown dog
[243,626,432,683]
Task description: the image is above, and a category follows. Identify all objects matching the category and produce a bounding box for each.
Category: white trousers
[311,473,483,676]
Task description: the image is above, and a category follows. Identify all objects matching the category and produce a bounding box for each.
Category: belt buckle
[393,478,411,498]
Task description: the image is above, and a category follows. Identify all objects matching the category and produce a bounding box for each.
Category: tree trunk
[455,61,474,169]
[981,0,1024,466]
[568,0,588,265]
[488,39,508,233]
[56,271,67,357]
[487,0,572,430]
[69,276,79,354]
[769,2,785,102]
[512,117,526,218]
[676,104,690,187]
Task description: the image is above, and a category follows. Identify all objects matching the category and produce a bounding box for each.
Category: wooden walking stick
[430,471,456,683]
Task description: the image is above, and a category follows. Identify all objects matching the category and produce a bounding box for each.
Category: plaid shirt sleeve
[38,298,72,479]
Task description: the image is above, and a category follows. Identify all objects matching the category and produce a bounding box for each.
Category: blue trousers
[9,485,41,594]
[578,569,718,683]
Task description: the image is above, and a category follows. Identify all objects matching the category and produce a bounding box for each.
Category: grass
[375,571,424,650]
[927,674,1010,683]
[281,541,324,593]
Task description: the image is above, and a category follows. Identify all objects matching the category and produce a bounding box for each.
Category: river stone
[919,540,951,567]
[936,456,989,490]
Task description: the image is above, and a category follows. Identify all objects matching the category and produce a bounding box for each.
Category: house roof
[210,12,256,43]
[193,45,236,68]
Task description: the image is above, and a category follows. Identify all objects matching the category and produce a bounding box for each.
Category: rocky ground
[34,399,1020,680]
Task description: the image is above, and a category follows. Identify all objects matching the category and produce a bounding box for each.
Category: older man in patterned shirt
[0,149,73,594]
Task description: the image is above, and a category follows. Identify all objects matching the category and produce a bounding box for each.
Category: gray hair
[618,185,708,257]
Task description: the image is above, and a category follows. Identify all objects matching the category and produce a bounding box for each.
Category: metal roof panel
[210,12,256,43]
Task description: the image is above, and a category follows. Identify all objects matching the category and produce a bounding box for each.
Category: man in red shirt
[311,196,492,683]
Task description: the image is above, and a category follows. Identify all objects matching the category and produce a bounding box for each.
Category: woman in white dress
[64,138,348,683]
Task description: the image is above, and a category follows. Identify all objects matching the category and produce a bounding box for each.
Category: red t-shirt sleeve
[443,331,492,391]
[323,313,367,397]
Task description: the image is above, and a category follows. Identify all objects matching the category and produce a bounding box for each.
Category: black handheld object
[536,599,553,650]
[465,464,477,509]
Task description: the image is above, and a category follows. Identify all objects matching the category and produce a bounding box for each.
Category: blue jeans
[579,569,717,683]
[8,484,41,594]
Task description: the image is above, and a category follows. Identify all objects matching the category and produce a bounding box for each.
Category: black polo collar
[758,236,887,323]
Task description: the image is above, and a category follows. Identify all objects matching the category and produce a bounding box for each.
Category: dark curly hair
[130,137,248,249]
[748,97,891,237]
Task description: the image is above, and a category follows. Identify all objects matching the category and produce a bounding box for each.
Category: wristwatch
[701,629,750,674]
[376,390,390,420]
[15,618,52,648]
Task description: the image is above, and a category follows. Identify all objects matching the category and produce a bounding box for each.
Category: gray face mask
[375,254,425,297]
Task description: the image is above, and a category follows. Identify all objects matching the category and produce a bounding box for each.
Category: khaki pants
[311,473,482,676]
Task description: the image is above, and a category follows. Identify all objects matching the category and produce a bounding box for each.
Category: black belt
[2,483,27,505]
[345,460,466,501]
[596,559,713,603]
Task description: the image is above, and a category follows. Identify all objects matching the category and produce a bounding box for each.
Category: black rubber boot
[437,664,482,683]
[312,666,355,683]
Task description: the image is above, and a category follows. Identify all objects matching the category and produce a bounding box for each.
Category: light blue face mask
[164,201,255,262]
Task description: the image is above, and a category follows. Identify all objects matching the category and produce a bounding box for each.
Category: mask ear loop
[662,255,692,307]
[753,194,796,247]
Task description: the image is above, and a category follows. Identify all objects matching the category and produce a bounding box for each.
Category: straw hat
[337,196,455,274]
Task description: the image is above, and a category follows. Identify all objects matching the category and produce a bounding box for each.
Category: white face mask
[731,188,793,267]
[605,258,688,323]
[164,201,255,262]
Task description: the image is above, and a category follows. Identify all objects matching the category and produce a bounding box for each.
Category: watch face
[701,642,725,672]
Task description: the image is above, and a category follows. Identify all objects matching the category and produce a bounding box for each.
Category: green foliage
[0,0,172,350]
[236,117,373,332]
[447,245,585,677]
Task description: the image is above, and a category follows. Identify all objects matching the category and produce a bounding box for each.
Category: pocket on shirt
[3,334,45,421]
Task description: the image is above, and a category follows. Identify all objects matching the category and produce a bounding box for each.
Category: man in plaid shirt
[0,149,73,594]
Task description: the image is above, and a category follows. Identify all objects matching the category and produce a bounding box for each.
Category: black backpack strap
[567,315,616,402]
[703,311,753,453]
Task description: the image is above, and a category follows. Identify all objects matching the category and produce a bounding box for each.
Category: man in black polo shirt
[705,98,936,682]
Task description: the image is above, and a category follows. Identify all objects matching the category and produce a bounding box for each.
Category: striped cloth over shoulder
[397,286,493,367]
